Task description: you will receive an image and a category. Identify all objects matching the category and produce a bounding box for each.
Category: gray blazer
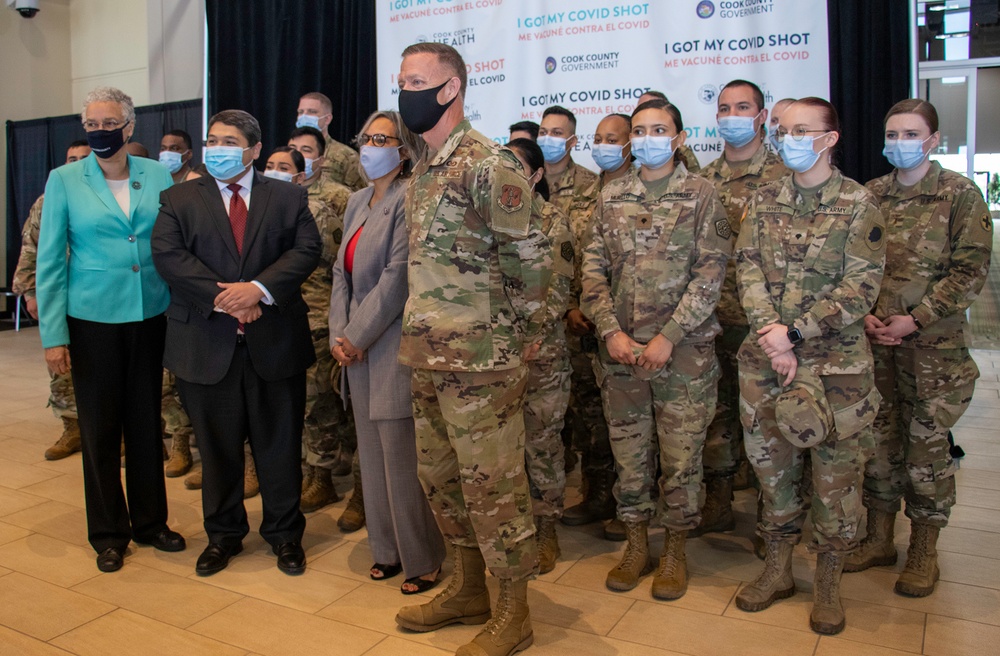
[329,178,412,420]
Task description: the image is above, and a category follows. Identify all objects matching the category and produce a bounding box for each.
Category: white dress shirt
[213,166,274,306]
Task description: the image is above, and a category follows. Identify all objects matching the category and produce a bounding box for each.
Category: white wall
[147,0,205,105]
[69,0,150,110]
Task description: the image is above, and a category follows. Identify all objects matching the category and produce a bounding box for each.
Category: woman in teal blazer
[35,87,185,573]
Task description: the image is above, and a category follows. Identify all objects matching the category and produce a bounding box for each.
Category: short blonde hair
[355,110,426,184]
[81,87,135,125]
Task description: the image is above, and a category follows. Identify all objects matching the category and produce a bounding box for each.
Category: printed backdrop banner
[377,0,830,171]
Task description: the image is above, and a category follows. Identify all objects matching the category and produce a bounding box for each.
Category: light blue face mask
[159,150,185,174]
[360,145,402,181]
[592,143,628,172]
[204,146,250,180]
[296,114,321,130]
[263,169,295,183]
[768,127,781,152]
[778,133,829,173]
[537,135,568,164]
[303,156,319,178]
[883,136,932,171]
[631,135,676,169]
[718,111,762,148]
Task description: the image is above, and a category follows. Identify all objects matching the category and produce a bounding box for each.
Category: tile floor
[0,327,998,656]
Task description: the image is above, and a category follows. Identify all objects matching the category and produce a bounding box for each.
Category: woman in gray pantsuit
[329,110,445,594]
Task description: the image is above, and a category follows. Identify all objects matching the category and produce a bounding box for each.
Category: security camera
[6,0,40,18]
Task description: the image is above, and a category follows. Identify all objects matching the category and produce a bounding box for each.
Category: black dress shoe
[96,546,126,572]
[135,528,186,552]
[274,541,306,575]
[195,542,243,576]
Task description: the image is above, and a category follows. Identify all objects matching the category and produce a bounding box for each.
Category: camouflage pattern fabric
[523,197,574,518]
[399,119,550,372]
[703,324,749,476]
[412,366,538,580]
[321,134,365,192]
[547,159,598,219]
[161,370,192,438]
[677,144,702,174]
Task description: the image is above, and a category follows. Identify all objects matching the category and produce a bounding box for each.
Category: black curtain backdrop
[4,98,202,299]
[206,0,377,170]
[827,0,912,184]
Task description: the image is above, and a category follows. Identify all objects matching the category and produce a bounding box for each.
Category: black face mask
[86,127,127,159]
[398,79,457,134]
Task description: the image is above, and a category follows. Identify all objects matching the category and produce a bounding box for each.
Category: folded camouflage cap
[775,367,833,448]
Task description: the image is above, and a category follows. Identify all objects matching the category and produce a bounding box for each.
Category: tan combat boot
[536,516,561,574]
[651,529,689,600]
[300,465,340,512]
[895,523,940,597]
[735,540,796,611]
[604,518,627,541]
[456,578,532,656]
[244,458,259,499]
[810,552,846,635]
[184,469,202,490]
[606,520,653,591]
[690,476,735,537]
[45,417,82,461]
[301,463,315,492]
[338,466,365,532]
[396,545,491,632]
[164,431,193,478]
[844,509,897,572]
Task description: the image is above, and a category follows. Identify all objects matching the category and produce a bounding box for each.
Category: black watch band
[787,327,804,346]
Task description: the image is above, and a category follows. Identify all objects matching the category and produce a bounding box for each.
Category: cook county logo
[698,84,718,104]
[546,52,621,74]
[545,57,557,74]
[697,1,715,18]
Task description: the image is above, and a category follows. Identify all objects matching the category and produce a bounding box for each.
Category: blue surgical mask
[631,135,676,169]
[718,112,761,148]
[883,136,932,171]
[768,127,780,152]
[296,114,321,130]
[204,146,250,181]
[360,145,402,181]
[537,135,568,163]
[263,169,295,183]
[778,134,829,173]
[158,150,185,174]
[303,157,319,178]
[592,143,627,172]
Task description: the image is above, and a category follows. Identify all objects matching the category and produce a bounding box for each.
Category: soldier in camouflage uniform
[285,131,361,523]
[846,99,992,599]
[734,98,885,636]
[582,99,729,601]
[697,80,788,537]
[638,91,702,173]
[12,141,91,460]
[508,138,575,575]
[162,369,195,477]
[392,42,550,656]
[295,91,365,192]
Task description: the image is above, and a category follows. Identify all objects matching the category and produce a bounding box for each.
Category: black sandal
[401,574,440,595]
[370,563,402,580]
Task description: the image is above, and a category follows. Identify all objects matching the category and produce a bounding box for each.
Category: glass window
[919,1,1000,62]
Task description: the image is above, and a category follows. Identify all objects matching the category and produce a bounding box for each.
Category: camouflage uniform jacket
[322,134,365,192]
[677,144,701,173]
[537,196,574,360]
[302,177,352,330]
[700,143,788,327]
[866,161,992,350]
[736,169,886,374]
[548,160,598,218]
[399,119,551,372]
[12,195,44,297]
[566,171,619,313]
[581,163,731,352]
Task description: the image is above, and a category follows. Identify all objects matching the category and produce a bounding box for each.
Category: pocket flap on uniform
[738,394,757,431]
[833,387,882,439]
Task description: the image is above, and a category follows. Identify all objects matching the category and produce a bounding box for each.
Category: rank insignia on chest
[637,213,651,228]
[715,218,732,239]
[498,184,524,213]
[561,240,574,262]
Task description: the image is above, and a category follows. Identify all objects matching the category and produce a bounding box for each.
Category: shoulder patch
[866,224,884,251]
[498,185,524,213]
[982,213,993,233]
[333,228,343,244]
[715,218,733,239]
[560,240,574,262]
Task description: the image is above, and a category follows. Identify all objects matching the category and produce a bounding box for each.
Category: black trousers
[177,343,306,548]
[68,315,169,553]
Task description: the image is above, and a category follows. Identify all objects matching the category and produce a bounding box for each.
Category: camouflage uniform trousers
[704,324,749,478]
[411,366,538,581]
[565,332,614,477]
[524,350,571,518]
[600,340,719,530]
[49,371,77,420]
[161,370,192,439]
[863,345,975,528]
[303,327,356,469]
[742,368,872,553]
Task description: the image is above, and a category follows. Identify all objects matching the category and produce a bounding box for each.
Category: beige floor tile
[19,473,86,509]
[362,636,452,655]
[192,550,362,613]
[128,534,209,578]
[723,589,925,653]
[893,524,998,560]
[189,597,382,656]
[948,505,1000,533]
[0,534,99,587]
[528,579,636,635]
[608,600,819,655]
[530,621,693,655]
[3,500,90,548]
[924,614,1000,656]
[0,520,32,547]
[0,624,76,655]
[0,486,47,517]
[0,572,114,640]
[51,608,245,656]
[0,456,61,490]
[955,485,1000,510]
[0,435,54,464]
[71,561,242,628]
[957,468,1000,492]
[814,637,925,656]
[317,581,437,636]
[956,454,1000,473]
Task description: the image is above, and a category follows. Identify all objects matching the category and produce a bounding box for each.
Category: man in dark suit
[151,110,321,576]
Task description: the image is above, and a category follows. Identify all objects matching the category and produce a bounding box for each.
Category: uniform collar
[714,141,772,180]
[884,160,942,199]
[549,160,581,194]
[614,162,690,201]
[775,168,844,211]
[426,119,472,167]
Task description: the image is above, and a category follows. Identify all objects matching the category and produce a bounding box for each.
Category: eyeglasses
[774,126,829,142]
[356,133,401,147]
[82,119,128,131]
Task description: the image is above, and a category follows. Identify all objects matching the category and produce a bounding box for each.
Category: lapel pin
[132,181,142,190]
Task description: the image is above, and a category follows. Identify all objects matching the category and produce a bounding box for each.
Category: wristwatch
[787,327,804,346]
